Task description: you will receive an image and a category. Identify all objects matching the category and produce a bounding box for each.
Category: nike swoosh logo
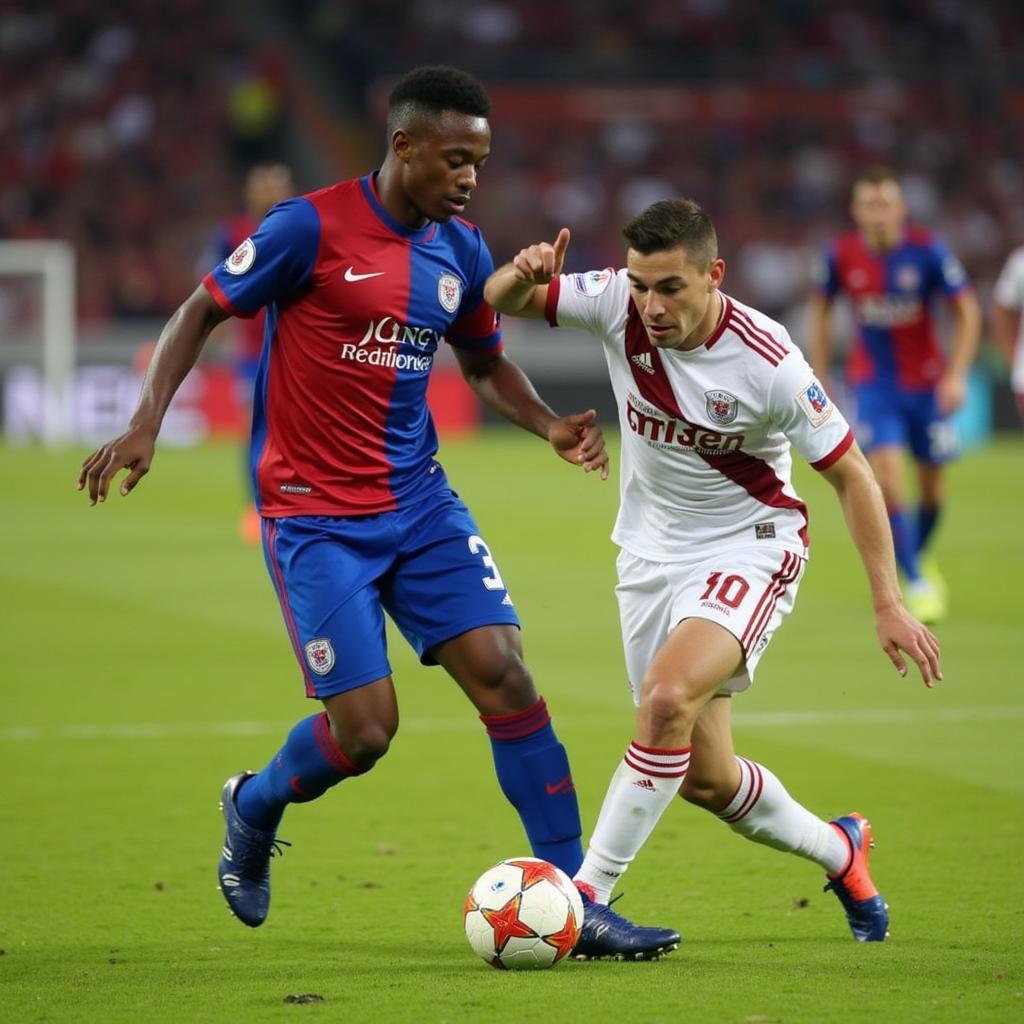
[344,267,385,282]
[545,774,574,795]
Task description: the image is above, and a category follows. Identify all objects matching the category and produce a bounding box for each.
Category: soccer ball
[463,857,584,969]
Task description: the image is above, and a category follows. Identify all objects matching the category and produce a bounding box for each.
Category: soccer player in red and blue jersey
[200,163,294,544]
[808,167,980,623]
[78,66,643,942]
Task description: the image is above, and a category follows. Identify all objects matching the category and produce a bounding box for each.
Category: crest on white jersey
[304,637,335,676]
[438,273,462,313]
[225,238,255,275]
[572,269,612,297]
[795,379,834,427]
[705,389,739,425]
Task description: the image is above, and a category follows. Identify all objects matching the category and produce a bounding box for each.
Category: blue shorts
[261,489,521,699]
[853,384,958,465]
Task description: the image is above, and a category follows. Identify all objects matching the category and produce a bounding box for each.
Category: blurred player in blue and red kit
[808,167,980,623]
[78,66,630,938]
[200,163,295,543]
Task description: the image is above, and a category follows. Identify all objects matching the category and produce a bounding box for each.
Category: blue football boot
[824,813,889,941]
[572,884,681,961]
[217,772,290,927]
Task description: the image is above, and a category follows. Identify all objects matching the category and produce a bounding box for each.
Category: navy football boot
[217,772,290,927]
[572,884,681,961]
[824,813,890,941]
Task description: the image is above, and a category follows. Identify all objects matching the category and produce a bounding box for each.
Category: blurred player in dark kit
[808,168,980,623]
[200,163,295,543]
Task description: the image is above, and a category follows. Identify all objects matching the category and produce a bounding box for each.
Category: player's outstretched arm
[820,443,942,687]
[77,286,230,504]
[484,228,570,319]
[453,347,608,479]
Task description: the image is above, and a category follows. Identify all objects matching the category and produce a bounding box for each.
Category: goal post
[0,240,76,445]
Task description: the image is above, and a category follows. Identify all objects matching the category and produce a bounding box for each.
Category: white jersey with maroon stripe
[547,270,853,562]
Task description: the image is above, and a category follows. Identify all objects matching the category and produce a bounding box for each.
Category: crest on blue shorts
[304,637,335,676]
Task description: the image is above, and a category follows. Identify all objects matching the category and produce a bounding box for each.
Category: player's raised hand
[547,408,609,480]
[512,228,570,285]
[875,604,942,688]
[77,425,156,505]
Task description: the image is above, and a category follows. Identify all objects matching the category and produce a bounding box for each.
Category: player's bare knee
[332,720,395,770]
[483,651,536,704]
[640,677,701,737]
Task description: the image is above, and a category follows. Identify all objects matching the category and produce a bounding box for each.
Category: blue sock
[916,504,941,554]
[888,507,922,582]
[235,712,361,832]
[481,698,583,877]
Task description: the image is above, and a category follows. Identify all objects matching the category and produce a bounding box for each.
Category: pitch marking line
[1,706,1022,742]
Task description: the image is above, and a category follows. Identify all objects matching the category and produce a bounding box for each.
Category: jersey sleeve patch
[941,253,968,291]
[225,237,256,275]
[571,268,613,296]
[795,378,834,428]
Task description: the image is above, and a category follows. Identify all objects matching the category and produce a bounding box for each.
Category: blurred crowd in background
[1,0,1022,332]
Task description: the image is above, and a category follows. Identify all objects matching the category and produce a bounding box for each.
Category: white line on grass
[1,705,1022,742]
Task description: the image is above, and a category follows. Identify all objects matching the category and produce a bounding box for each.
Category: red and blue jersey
[203,173,502,517]
[818,228,970,390]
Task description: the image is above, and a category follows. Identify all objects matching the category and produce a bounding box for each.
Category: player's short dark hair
[622,199,718,270]
[852,165,901,189]
[387,66,490,135]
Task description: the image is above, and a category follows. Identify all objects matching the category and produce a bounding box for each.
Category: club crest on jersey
[572,269,612,297]
[895,264,921,291]
[225,238,255,275]
[304,637,335,676]
[705,389,739,425]
[438,274,462,313]
[796,379,833,427]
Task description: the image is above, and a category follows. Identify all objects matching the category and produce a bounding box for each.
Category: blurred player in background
[486,199,941,954]
[992,244,1024,426]
[807,167,980,623]
[200,163,295,543]
[78,66,633,942]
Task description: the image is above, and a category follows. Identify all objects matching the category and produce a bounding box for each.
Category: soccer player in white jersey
[485,199,942,956]
[993,245,1024,426]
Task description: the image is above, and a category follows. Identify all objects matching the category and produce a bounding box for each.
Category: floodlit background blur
[1,0,1022,442]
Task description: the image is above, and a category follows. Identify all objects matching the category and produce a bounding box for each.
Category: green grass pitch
[2,432,1022,1023]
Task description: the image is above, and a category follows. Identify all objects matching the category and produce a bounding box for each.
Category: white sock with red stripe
[574,741,690,904]
[717,756,847,872]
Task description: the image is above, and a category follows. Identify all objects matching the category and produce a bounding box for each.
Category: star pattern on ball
[463,890,478,918]
[481,893,538,953]
[508,858,563,890]
[542,905,581,963]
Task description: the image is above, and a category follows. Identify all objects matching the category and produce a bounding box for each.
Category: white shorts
[615,545,805,705]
